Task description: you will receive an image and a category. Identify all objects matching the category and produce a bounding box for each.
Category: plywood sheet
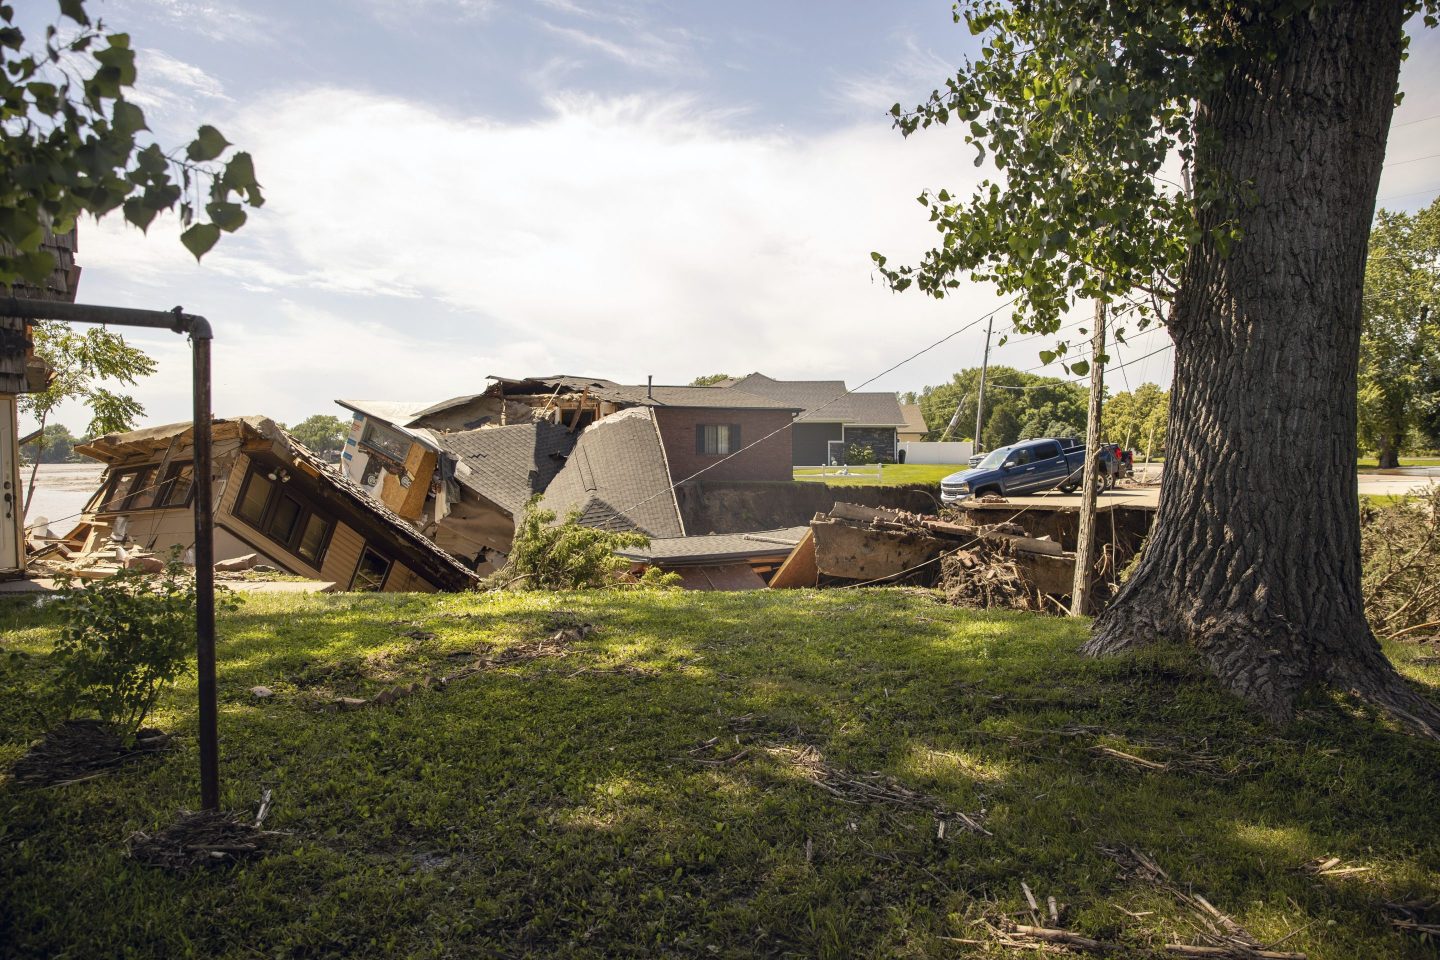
[676,563,768,591]
[768,528,818,589]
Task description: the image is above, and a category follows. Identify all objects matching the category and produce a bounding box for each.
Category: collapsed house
[330,376,803,572]
[45,417,478,592]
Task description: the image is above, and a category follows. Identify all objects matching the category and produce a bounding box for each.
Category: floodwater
[20,462,105,530]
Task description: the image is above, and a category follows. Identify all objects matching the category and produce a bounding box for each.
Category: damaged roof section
[482,375,802,412]
[614,526,808,566]
[540,407,685,538]
[434,421,578,518]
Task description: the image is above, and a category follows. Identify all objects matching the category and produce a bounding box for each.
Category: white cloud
[538,21,690,73]
[117,0,272,44]
[70,86,1014,424]
[364,0,496,29]
[128,49,230,121]
[832,35,959,117]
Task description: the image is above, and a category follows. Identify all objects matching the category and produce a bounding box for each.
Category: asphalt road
[971,465,1440,511]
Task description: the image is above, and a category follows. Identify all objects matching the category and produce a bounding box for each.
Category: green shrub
[846,442,878,465]
[635,566,683,590]
[46,561,226,739]
[499,496,651,590]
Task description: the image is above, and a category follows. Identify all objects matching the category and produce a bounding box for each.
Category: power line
[1394,112,1440,128]
[1383,150,1440,168]
[591,296,1021,531]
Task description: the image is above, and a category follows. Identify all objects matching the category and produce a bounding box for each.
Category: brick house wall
[653,408,794,483]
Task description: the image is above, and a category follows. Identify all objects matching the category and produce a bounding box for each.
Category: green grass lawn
[1357,457,1440,473]
[3,590,1439,959]
[794,464,960,486]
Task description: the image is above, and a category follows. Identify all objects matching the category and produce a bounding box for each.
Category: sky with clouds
[15,1,1440,430]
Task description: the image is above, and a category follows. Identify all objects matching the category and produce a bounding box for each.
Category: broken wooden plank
[768,528,818,589]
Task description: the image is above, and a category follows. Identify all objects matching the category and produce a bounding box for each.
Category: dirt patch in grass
[9,719,169,787]
[128,807,280,871]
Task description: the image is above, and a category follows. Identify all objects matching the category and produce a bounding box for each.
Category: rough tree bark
[1376,435,1401,471]
[1087,0,1440,737]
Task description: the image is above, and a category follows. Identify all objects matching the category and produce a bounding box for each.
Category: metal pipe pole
[1071,301,1106,616]
[1,296,219,810]
[189,321,218,811]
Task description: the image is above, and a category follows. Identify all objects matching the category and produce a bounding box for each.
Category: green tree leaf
[180,222,220,259]
[186,124,231,162]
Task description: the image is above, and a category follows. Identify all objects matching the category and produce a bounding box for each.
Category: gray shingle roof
[613,526,809,565]
[597,384,801,410]
[486,375,621,396]
[728,373,906,425]
[539,408,685,538]
[482,375,800,411]
[434,422,578,517]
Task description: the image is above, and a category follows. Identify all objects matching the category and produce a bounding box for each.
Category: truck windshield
[976,447,1011,469]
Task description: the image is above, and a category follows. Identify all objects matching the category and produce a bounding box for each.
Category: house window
[156,461,196,508]
[695,423,741,456]
[232,463,336,567]
[99,465,155,512]
[360,420,411,462]
[236,470,273,526]
[351,546,391,591]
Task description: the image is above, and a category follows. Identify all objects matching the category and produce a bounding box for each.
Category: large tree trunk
[1376,434,1401,470]
[1087,0,1440,737]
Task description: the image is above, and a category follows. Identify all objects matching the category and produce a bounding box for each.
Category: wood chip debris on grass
[948,919,1307,958]
[9,719,170,787]
[128,790,280,871]
[765,743,988,830]
[1099,844,1306,959]
[683,717,990,834]
[1385,898,1440,938]
[944,870,1308,958]
[1297,856,1373,878]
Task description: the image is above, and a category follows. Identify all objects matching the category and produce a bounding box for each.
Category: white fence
[897,441,974,465]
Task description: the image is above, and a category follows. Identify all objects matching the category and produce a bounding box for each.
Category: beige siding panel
[124,508,197,557]
[217,454,250,516]
[320,523,364,588]
[385,563,435,593]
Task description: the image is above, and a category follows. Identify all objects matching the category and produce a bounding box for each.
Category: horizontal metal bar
[0,297,211,339]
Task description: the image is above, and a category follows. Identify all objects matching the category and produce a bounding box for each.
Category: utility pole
[971,315,995,451]
[1071,300,1106,616]
[939,314,994,447]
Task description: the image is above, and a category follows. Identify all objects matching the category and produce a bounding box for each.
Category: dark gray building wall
[843,426,898,463]
[791,422,843,465]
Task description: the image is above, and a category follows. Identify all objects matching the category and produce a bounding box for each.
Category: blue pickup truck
[940,438,1112,504]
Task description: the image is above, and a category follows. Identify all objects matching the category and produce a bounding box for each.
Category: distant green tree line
[903,367,1168,454]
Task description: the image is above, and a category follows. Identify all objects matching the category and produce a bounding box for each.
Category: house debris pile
[801,501,1155,612]
[32,417,479,594]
